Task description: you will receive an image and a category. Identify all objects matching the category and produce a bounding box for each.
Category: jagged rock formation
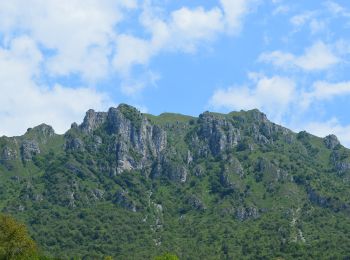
[21,140,41,161]
[324,134,340,149]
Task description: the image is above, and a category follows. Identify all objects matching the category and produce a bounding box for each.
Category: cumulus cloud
[259,41,340,71]
[0,0,255,88]
[220,0,254,33]
[210,75,296,122]
[290,11,315,27]
[114,5,225,75]
[0,0,257,135]
[0,35,111,136]
[325,1,350,17]
[113,0,255,93]
[114,5,226,75]
[301,81,350,108]
[0,0,137,82]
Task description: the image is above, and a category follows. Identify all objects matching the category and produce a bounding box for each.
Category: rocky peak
[245,109,268,123]
[194,112,241,157]
[80,109,107,133]
[324,134,340,150]
[25,124,55,139]
[104,105,167,173]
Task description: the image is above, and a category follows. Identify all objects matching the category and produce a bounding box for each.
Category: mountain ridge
[0,104,349,259]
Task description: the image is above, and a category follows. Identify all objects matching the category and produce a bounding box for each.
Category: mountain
[0,104,350,259]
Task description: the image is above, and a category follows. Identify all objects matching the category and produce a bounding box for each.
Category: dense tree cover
[0,105,350,259]
[154,253,179,260]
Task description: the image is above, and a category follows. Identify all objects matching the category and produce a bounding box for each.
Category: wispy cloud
[290,11,316,27]
[259,41,340,71]
[301,80,350,108]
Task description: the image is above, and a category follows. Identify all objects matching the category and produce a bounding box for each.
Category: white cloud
[290,11,315,27]
[210,75,296,122]
[296,42,339,70]
[335,39,350,55]
[114,5,225,75]
[220,0,254,33]
[113,0,255,77]
[114,35,154,76]
[0,0,136,82]
[301,81,350,108]
[273,5,290,15]
[325,1,350,17]
[259,51,295,67]
[112,1,255,93]
[169,6,224,51]
[259,41,340,71]
[0,36,111,136]
[0,0,257,135]
[113,6,224,74]
[309,19,326,34]
[0,0,256,98]
[290,11,328,34]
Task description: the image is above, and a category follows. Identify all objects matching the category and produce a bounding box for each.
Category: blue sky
[1,0,350,146]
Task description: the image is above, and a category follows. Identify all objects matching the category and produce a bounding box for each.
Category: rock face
[80,109,107,134]
[114,189,137,212]
[324,134,340,149]
[21,140,40,161]
[65,137,85,152]
[236,206,260,221]
[34,124,55,138]
[187,195,206,211]
[194,112,241,157]
[103,105,167,173]
[1,146,17,160]
[330,150,350,173]
[25,124,55,145]
[189,109,293,159]
[63,104,169,175]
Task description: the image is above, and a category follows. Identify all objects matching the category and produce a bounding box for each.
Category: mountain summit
[0,104,349,259]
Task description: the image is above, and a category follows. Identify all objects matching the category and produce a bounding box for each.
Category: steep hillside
[0,104,349,259]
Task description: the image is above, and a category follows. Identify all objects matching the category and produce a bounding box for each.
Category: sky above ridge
[1,0,350,146]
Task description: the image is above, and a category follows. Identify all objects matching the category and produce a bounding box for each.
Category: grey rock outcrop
[187,195,206,211]
[255,157,289,183]
[21,140,40,161]
[34,124,55,138]
[236,206,260,221]
[80,109,107,134]
[114,189,137,212]
[192,112,241,157]
[1,146,17,160]
[324,134,340,149]
[65,137,85,152]
[105,105,167,173]
[330,150,350,173]
[151,154,189,182]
